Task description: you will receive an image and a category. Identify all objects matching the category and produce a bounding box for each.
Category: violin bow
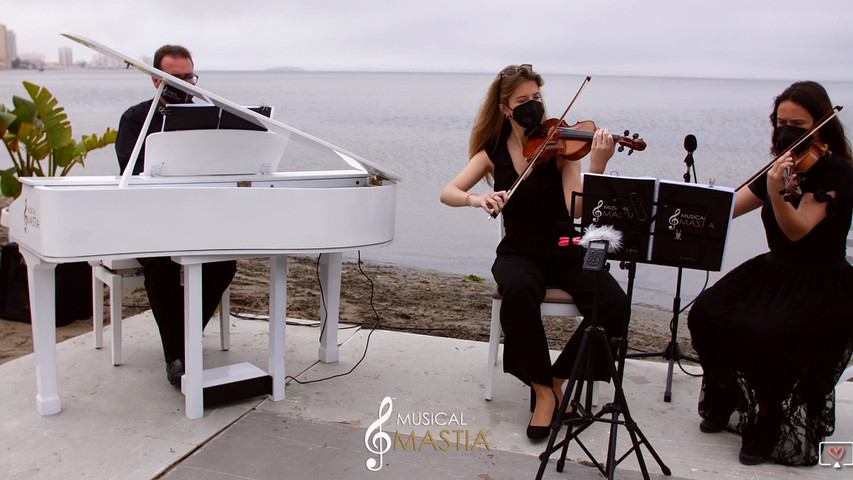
[736,105,843,192]
[489,75,592,219]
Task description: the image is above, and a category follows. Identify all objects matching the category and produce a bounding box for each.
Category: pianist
[115,44,237,386]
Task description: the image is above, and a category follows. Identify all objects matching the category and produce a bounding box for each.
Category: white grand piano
[8,34,399,419]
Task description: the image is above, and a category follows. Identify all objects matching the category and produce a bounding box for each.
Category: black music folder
[579,174,657,261]
[650,180,735,271]
[160,105,273,132]
[580,174,735,271]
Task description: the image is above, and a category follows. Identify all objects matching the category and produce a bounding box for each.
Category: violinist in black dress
[688,81,853,466]
[440,65,627,441]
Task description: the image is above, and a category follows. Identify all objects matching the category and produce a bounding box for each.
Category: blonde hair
[468,65,544,185]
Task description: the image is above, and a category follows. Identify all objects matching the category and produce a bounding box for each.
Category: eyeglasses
[171,73,199,85]
[500,64,532,78]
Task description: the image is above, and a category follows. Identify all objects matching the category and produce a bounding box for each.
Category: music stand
[625,178,735,402]
[536,181,670,480]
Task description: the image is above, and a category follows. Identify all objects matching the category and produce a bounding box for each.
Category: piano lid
[61,32,401,183]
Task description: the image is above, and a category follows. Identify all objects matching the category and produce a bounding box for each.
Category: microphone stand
[626,134,700,403]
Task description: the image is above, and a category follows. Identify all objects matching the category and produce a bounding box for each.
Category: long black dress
[687,152,853,465]
[489,124,627,387]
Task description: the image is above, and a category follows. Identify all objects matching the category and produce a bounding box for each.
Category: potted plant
[0,81,117,325]
[0,80,117,199]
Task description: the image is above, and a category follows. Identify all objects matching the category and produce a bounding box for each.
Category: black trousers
[492,253,627,387]
[137,257,237,363]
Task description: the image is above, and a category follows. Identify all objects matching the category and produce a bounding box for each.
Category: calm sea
[2,69,852,309]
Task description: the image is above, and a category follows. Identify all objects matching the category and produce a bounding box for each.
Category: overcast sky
[4,0,852,80]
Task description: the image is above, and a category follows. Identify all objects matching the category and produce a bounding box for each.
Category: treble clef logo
[364,396,393,471]
[591,200,604,223]
[668,208,681,230]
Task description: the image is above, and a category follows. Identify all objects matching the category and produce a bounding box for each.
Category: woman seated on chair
[440,64,627,441]
[687,81,853,466]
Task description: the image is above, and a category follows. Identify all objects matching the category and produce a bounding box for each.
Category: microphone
[683,134,697,154]
[683,134,697,183]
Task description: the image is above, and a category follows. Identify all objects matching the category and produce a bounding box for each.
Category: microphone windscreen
[579,224,623,252]
[684,134,697,153]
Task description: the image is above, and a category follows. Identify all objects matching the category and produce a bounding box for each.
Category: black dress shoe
[699,409,733,433]
[526,423,550,441]
[738,414,780,465]
[166,359,185,386]
[699,418,724,433]
[527,392,558,441]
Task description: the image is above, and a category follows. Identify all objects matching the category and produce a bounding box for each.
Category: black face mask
[161,83,193,104]
[775,125,811,154]
[511,99,544,131]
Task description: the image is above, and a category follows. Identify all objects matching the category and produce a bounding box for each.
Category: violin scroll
[617,130,646,155]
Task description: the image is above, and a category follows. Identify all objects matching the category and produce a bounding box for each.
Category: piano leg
[269,255,287,401]
[90,261,104,351]
[20,251,61,415]
[182,262,204,420]
[318,253,341,364]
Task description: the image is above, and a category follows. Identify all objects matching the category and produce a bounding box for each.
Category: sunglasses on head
[500,64,532,78]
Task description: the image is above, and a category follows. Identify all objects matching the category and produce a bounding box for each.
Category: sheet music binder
[580,173,735,271]
[579,174,657,261]
[651,179,735,271]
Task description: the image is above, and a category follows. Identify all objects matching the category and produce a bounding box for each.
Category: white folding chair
[485,219,598,405]
[91,259,230,366]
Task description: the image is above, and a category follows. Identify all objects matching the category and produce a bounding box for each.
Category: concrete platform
[1,312,850,479]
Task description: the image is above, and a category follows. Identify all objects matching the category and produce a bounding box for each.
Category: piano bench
[90,259,231,366]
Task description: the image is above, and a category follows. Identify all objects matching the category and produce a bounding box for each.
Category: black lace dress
[687,152,853,465]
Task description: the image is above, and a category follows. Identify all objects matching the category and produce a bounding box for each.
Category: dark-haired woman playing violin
[688,81,853,466]
[440,65,627,441]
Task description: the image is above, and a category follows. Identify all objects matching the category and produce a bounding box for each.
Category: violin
[523,118,647,162]
[781,139,829,200]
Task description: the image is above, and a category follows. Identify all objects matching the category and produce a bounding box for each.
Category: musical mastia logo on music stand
[820,441,853,468]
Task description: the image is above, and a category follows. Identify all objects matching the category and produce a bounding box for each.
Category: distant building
[6,29,16,60]
[0,24,10,70]
[59,46,73,67]
[87,53,124,69]
[19,53,45,70]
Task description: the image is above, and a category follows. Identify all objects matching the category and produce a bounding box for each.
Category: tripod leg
[602,332,671,479]
[536,328,603,479]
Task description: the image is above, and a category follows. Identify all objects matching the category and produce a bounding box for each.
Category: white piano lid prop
[61,32,401,185]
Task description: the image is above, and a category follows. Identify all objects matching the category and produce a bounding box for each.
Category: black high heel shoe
[527,392,558,441]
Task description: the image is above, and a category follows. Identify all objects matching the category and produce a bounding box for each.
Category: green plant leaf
[52,142,77,171]
[23,82,72,150]
[77,128,118,155]
[0,169,22,198]
[0,109,16,137]
[5,96,36,136]
[16,122,49,164]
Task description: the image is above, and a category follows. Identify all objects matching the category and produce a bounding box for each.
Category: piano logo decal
[23,199,39,233]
